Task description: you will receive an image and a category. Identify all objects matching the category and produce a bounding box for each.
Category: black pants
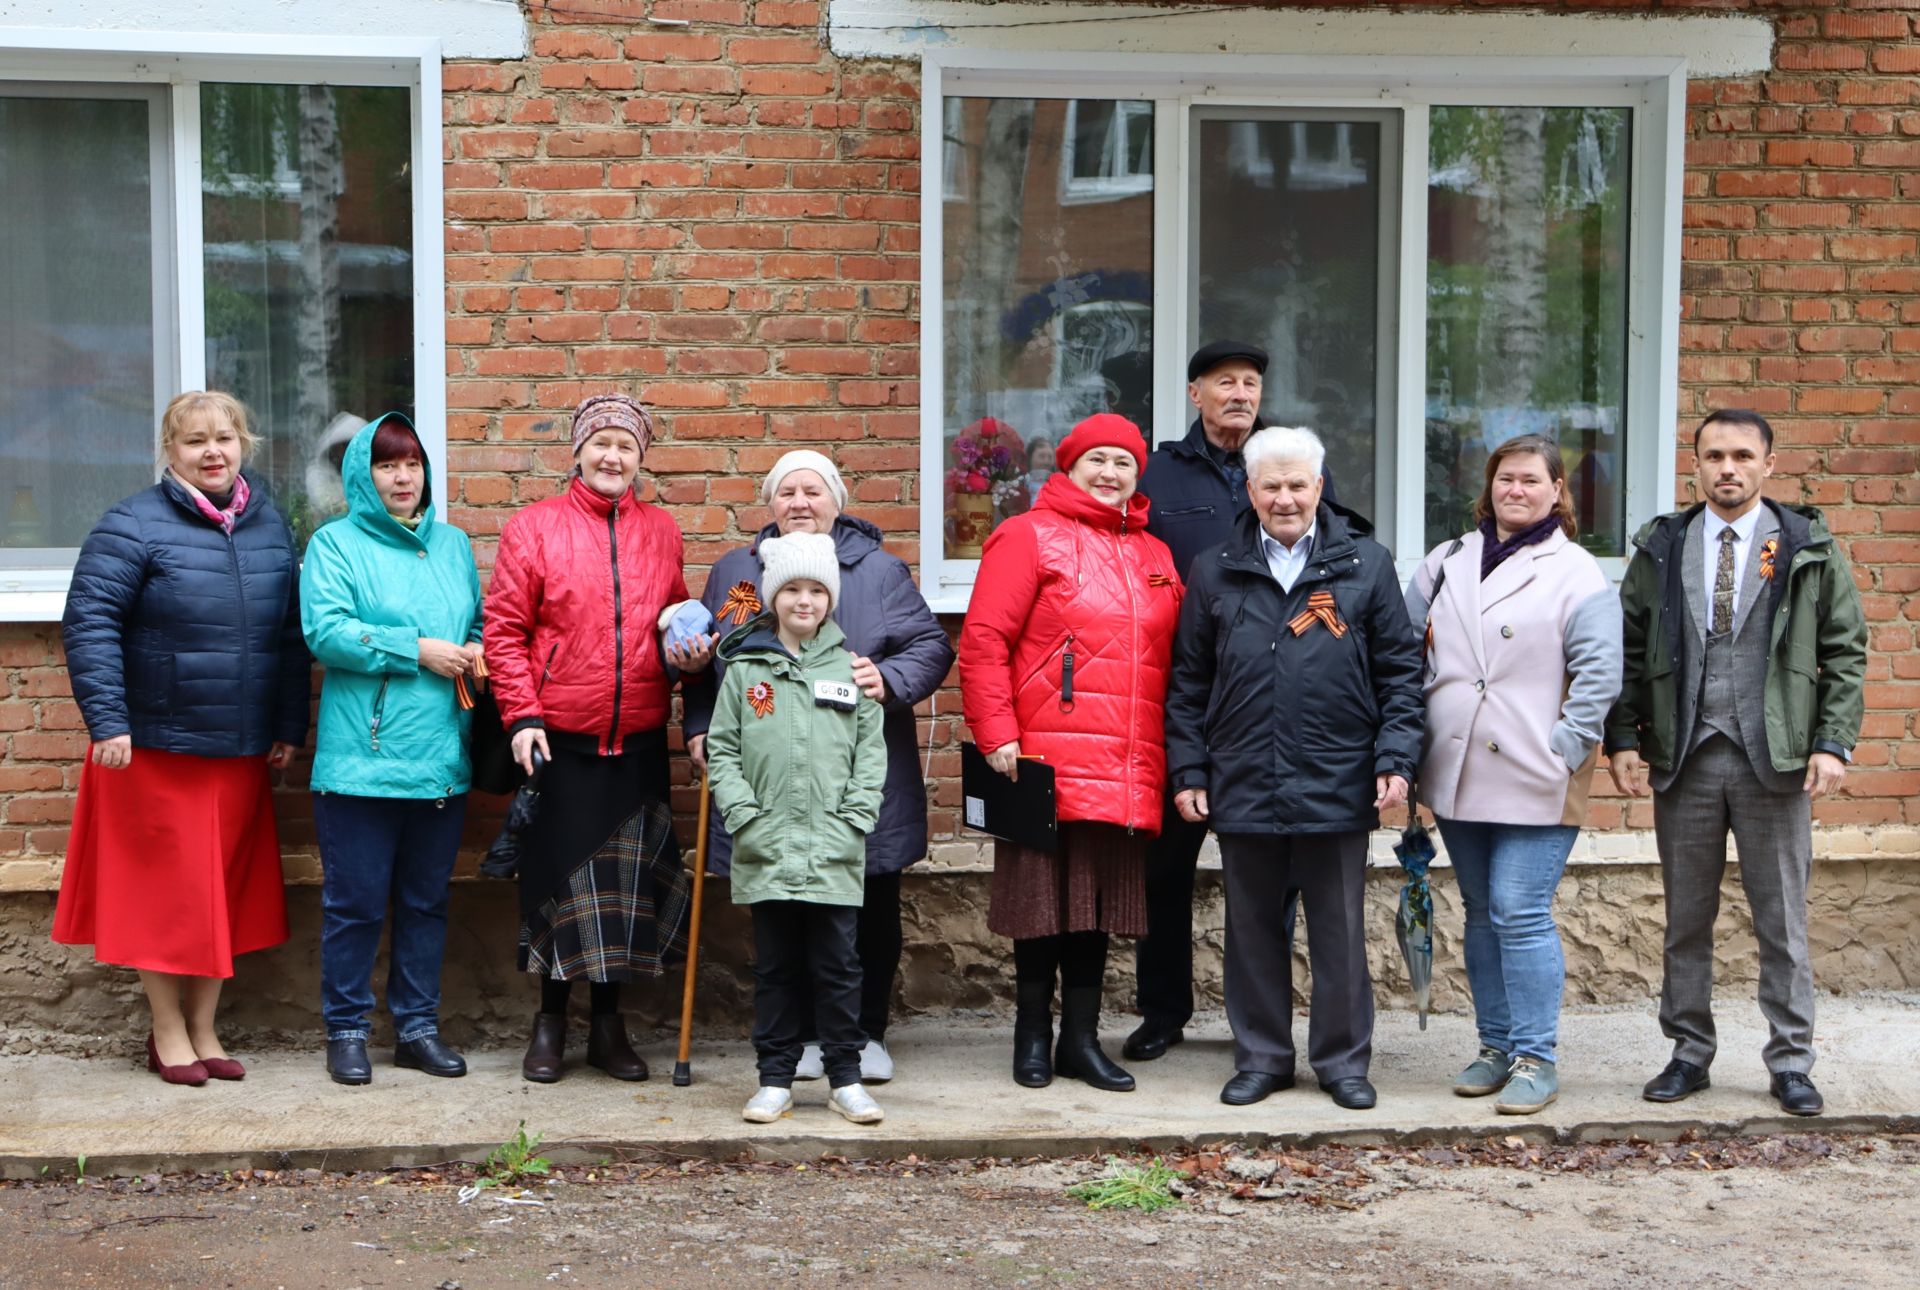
[1219,831,1373,1083]
[799,872,902,1043]
[1135,798,1298,1026]
[751,900,863,1088]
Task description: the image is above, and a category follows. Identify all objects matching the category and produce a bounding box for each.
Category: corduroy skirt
[987,821,1148,940]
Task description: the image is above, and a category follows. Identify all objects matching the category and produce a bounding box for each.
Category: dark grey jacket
[684,515,955,875]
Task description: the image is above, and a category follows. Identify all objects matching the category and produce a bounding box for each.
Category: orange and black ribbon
[719,580,762,625]
[1288,590,1348,639]
[1148,572,1175,588]
[1759,537,1778,582]
[453,652,489,711]
[746,680,776,718]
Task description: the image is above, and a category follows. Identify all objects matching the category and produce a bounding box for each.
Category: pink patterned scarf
[169,470,251,535]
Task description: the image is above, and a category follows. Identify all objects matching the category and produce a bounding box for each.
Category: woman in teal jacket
[301,414,484,1086]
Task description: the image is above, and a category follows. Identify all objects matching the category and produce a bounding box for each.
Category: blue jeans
[314,792,466,1043]
[1437,819,1579,1064]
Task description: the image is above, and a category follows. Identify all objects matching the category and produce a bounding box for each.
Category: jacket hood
[749,513,883,565]
[717,610,848,664]
[1631,498,1831,557]
[1221,497,1372,572]
[342,412,434,548]
[1033,469,1153,531]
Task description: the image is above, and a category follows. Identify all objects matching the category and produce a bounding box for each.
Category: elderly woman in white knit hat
[684,449,954,1083]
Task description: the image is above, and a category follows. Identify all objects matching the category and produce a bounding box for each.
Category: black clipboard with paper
[961,740,1058,852]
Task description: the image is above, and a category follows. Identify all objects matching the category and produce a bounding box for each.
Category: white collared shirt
[1702,503,1762,624]
[1262,524,1316,593]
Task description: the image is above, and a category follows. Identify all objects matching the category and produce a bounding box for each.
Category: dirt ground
[2,1133,1916,1288]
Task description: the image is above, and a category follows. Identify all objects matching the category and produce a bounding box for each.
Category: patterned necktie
[1712,527,1738,636]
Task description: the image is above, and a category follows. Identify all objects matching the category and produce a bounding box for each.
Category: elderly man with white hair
[683,449,955,1084]
[1163,425,1424,1112]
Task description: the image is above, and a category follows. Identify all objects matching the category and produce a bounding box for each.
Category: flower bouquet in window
[944,416,1029,558]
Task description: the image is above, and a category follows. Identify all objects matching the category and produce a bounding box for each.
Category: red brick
[1759,265,1847,292]
[1766,140,1856,167]
[530,255,631,281]
[1798,327,1886,353]
[741,68,836,96]
[706,162,788,189]
[531,30,620,59]
[727,36,825,64]
[1713,171,1801,198]
[1798,388,1886,415]
[538,63,637,92]
[643,65,740,95]
[1733,234,1826,260]
[755,1,821,26]
[1863,141,1920,168]
[1873,45,1920,73]
[575,347,670,376]
[1833,451,1919,476]
[1762,202,1853,229]
[1831,233,1919,260]
[511,162,605,190]
[1806,172,1898,200]
[673,348,769,375]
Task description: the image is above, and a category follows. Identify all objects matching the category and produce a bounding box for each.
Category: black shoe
[522,1012,567,1084]
[1122,1017,1186,1063]
[1769,1070,1824,1116]
[1220,1069,1292,1106]
[394,1035,467,1078]
[1319,1076,1377,1110]
[1053,987,1134,1092]
[1642,1059,1710,1103]
[586,1013,649,1082]
[1012,981,1054,1089]
[326,1038,371,1086]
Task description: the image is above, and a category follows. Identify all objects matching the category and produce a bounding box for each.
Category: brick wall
[2,0,1918,881]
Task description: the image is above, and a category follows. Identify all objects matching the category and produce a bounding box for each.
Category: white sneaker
[829,1082,885,1124]
[742,1086,793,1123]
[794,1044,825,1081]
[859,1040,894,1084]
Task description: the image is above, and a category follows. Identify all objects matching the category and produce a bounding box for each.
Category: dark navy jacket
[1140,418,1338,582]
[63,474,311,757]
[684,514,956,875]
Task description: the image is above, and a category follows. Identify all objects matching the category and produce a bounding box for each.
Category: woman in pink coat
[1405,434,1622,1116]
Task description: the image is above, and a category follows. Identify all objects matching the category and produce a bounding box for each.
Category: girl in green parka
[301,413,484,1087]
[705,531,888,1126]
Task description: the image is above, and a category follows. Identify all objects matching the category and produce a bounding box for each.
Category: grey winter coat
[683,514,955,875]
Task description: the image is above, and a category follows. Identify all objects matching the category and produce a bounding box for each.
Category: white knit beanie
[761,449,848,510]
[757,531,841,612]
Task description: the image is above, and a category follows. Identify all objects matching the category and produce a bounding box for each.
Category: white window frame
[1059,98,1154,204]
[0,28,446,621]
[918,51,1684,613]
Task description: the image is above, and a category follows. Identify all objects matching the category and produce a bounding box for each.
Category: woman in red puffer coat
[484,393,717,1085]
[959,413,1183,1094]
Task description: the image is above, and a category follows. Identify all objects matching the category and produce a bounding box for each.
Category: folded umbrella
[1392,809,1436,1031]
[479,748,547,880]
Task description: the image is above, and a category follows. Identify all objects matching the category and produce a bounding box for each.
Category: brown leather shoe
[587,1013,648,1082]
[522,1012,567,1084]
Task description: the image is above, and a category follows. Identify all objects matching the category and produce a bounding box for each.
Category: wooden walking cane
[671,770,711,1086]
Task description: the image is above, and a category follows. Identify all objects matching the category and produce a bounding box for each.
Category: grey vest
[1655,508,1798,794]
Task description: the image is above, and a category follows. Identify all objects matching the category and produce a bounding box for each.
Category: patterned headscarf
[571,393,655,456]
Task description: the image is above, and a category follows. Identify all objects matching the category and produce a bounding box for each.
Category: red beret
[1057,413,1148,472]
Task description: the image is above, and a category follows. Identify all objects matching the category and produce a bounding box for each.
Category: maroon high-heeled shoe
[199,1055,246,1081]
[146,1033,209,1087]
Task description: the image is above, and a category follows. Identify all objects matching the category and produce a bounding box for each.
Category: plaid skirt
[518,729,690,981]
[988,821,1148,940]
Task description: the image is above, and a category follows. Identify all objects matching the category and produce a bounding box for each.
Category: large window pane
[1426,106,1630,554]
[202,83,414,545]
[942,97,1153,559]
[0,93,159,558]
[1195,116,1387,513]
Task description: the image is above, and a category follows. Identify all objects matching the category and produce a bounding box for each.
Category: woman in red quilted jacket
[959,413,1183,1093]
[484,393,717,1085]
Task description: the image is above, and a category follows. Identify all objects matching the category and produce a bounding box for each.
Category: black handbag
[459,670,522,796]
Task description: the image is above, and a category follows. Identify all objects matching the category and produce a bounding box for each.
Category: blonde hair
[158,391,257,469]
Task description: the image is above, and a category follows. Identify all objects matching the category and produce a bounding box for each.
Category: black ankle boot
[1013,981,1054,1088]
[1054,987,1134,1092]
[587,1012,648,1082]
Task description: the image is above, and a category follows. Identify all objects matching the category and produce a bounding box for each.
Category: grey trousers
[1219,831,1372,1083]
[1655,734,1816,1074]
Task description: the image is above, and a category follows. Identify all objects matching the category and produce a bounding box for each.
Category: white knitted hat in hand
[761,449,848,509]
[757,531,841,612]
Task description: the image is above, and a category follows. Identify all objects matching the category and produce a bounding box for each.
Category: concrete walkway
[5,998,1917,1178]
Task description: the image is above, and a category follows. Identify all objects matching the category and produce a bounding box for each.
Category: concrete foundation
[5,857,1917,1054]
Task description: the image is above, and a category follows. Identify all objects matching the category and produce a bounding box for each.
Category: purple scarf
[1479,513,1560,579]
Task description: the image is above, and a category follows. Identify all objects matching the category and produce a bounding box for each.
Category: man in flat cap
[1127,341,1335,1063]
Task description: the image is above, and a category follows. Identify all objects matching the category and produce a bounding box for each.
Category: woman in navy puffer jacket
[56,391,310,1087]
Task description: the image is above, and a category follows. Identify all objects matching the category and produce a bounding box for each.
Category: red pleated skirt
[52,749,289,977]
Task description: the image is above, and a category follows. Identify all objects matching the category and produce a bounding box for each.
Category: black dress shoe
[1642,1059,1710,1103]
[1220,1070,1292,1106]
[395,1035,468,1078]
[1319,1076,1377,1110]
[1122,1018,1186,1063]
[1769,1070,1824,1116]
[327,1038,372,1086]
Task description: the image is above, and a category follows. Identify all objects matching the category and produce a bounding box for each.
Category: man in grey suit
[1605,409,1867,1117]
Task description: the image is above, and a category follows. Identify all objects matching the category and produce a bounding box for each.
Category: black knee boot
[1013,981,1054,1088]
[1054,987,1134,1092]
